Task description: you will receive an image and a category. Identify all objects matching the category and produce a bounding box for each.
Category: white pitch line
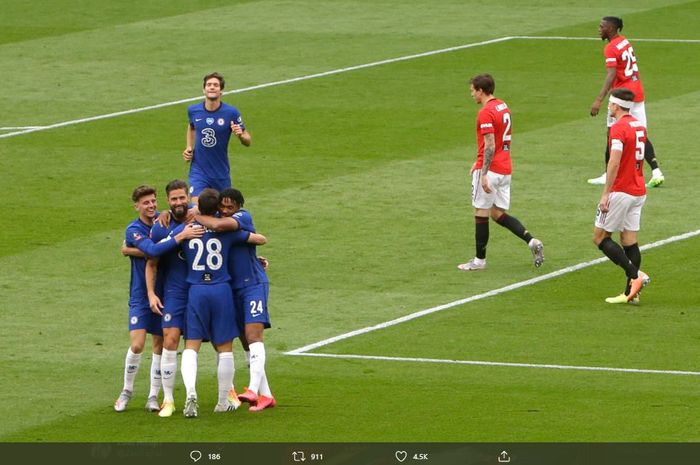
[292,352,700,377]
[3,35,697,141]
[0,36,514,140]
[0,126,45,130]
[285,229,700,355]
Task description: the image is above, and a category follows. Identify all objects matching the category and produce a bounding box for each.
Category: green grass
[1,0,699,443]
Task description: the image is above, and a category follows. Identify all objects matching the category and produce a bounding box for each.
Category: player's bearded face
[171,204,187,220]
[168,189,189,220]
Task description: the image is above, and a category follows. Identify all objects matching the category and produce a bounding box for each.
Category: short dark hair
[470,74,495,95]
[131,185,156,203]
[198,188,220,215]
[165,179,188,196]
[219,188,245,207]
[203,72,225,90]
[602,16,623,31]
[611,87,636,104]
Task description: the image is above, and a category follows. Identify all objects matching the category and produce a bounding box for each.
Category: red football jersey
[605,35,645,102]
[609,114,647,196]
[474,98,512,175]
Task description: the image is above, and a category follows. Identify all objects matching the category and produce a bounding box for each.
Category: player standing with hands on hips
[588,16,665,188]
[183,72,252,204]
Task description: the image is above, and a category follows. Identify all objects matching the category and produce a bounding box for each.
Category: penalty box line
[2,35,698,140]
[291,352,700,377]
[286,229,700,356]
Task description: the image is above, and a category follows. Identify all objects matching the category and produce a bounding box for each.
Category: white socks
[148,353,162,398]
[217,352,235,404]
[181,349,198,399]
[160,349,178,403]
[123,348,141,392]
[249,342,271,397]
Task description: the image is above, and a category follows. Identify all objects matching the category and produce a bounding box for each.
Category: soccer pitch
[1,0,699,444]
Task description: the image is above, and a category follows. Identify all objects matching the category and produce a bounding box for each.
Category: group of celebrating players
[114,72,275,418]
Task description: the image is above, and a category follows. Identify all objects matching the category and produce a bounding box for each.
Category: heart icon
[395,451,408,463]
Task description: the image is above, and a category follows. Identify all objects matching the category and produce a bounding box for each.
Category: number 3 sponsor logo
[201,127,217,147]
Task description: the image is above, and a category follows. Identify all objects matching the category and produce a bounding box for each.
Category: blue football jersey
[183,226,251,285]
[150,219,189,294]
[187,102,245,183]
[124,218,154,307]
[228,209,269,289]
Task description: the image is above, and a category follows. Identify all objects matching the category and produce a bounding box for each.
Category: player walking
[588,16,665,187]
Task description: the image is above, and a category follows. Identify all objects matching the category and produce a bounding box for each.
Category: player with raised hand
[183,72,252,204]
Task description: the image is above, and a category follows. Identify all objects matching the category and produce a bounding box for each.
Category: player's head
[469,74,495,103]
[203,72,225,100]
[599,16,623,40]
[608,88,635,114]
[219,188,245,217]
[165,179,189,220]
[198,188,220,216]
[131,185,157,219]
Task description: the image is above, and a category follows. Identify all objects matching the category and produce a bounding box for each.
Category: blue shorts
[233,283,271,332]
[129,304,163,336]
[188,173,232,198]
[162,290,187,332]
[186,283,238,344]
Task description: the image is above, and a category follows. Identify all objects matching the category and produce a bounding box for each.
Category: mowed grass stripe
[3,35,698,140]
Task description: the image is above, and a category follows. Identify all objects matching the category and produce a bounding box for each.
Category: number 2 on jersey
[502,112,512,141]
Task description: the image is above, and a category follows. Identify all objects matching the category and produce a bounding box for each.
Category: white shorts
[595,191,646,232]
[607,101,647,128]
[471,170,511,210]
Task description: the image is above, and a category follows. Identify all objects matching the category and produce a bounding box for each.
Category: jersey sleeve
[230,229,251,245]
[232,211,255,232]
[604,44,618,68]
[150,223,168,242]
[128,225,179,257]
[187,105,195,126]
[477,109,495,135]
[608,124,626,152]
[125,225,143,247]
[233,108,245,131]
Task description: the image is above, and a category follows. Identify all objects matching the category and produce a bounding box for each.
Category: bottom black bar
[2,442,698,465]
